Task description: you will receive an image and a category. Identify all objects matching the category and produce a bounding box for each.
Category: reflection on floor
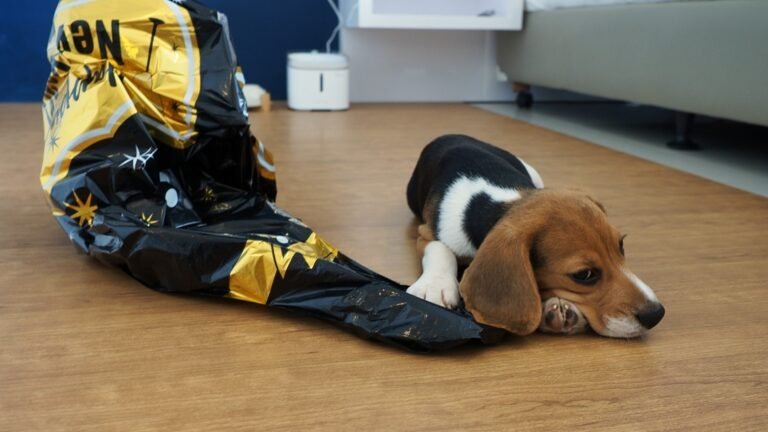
[476,102,768,198]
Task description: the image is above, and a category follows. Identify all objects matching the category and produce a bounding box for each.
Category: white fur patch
[437,176,522,257]
[622,268,659,303]
[519,158,545,189]
[597,270,659,337]
[602,316,645,338]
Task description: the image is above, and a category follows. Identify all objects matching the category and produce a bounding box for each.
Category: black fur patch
[406,134,537,244]
[463,193,510,249]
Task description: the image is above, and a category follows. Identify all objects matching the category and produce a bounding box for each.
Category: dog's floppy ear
[586,195,607,215]
[459,217,542,335]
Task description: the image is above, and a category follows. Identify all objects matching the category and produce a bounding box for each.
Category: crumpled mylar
[40,0,504,352]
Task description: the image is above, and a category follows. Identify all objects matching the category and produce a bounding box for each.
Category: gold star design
[140,212,159,226]
[65,190,98,227]
[201,186,216,202]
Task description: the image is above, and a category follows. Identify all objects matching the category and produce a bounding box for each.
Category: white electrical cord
[325,0,343,53]
[346,2,359,27]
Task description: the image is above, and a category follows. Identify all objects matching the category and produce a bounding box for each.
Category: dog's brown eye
[620,234,627,256]
[571,269,601,285]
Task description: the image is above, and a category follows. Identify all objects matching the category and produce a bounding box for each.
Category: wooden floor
[1,103,767,431]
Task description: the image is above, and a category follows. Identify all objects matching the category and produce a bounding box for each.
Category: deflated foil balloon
[40,0,504,352]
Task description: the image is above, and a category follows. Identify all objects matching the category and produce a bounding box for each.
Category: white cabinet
[340,0,524,31]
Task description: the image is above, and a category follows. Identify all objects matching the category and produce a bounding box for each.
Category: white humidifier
[287,52,349,111]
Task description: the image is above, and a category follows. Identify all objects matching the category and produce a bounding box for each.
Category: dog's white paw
[406,274,460,309]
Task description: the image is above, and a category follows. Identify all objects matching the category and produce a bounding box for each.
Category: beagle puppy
[405,135,665,338]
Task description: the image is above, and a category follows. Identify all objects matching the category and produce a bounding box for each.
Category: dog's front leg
[406,241,460,309]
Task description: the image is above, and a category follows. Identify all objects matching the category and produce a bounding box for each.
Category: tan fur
[416,196,439,257]
[416,224,434,256]
[420,196,439,235]
[459,216,542,335]
[422,189,650,335]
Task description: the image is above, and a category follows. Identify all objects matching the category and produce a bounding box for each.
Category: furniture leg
[667,112,700,150]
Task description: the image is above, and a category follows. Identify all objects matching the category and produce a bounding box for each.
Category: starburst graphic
[201,186,216,202]
[119,145,157,170]
[47,134,59,150]
[65,190,98,227]
[140,212,159,226]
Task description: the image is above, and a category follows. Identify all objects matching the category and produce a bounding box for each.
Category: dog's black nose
[635,304,665,329]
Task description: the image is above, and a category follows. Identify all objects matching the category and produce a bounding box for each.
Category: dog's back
[406,135,542,257]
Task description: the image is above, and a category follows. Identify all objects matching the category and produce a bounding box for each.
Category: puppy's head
[459,190,664,338]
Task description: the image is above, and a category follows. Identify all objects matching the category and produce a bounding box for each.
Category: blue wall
[0,0,339,102]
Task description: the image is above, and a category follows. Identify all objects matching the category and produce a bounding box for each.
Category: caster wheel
[516,91,533,109]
